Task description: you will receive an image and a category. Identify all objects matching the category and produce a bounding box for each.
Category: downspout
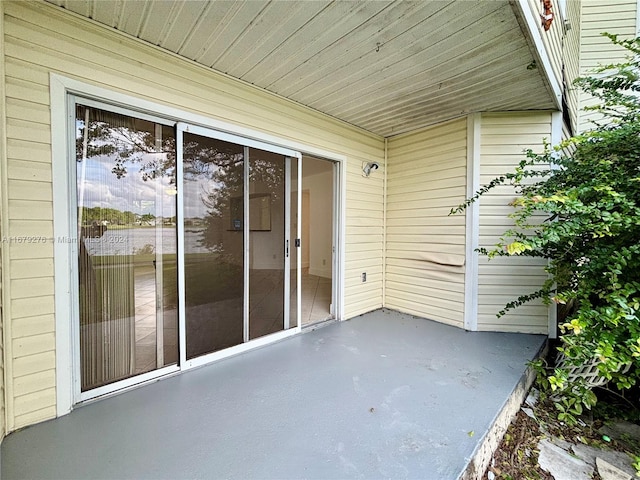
[382,138,388,308]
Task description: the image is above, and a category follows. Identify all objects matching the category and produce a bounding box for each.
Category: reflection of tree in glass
[182,139,243,253]
[183,142,283,253]
[76,108,285,254]
[76,105,176,183]
[80,206,137,225]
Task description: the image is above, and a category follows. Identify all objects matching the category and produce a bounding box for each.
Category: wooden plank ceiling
[46,0,556,137]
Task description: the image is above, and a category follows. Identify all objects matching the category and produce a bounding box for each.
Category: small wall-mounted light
[362,161,380,177]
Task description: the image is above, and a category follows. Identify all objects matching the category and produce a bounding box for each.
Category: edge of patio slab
[459,339,549,480]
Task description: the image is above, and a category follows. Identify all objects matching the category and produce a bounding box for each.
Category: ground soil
[485,391,639,479]
[487,408,554,480]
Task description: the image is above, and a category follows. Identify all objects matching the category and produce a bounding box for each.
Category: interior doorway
[300,156,335,326]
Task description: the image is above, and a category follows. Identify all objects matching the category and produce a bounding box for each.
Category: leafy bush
[452,34,640,419]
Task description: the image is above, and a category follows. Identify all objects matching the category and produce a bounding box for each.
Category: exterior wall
[525,0,566,95]
[0,0,6,442]
[385,118,467,328]
[2,0,384,431]
[578,0,638,132]
[477,113,551,333]
[563,0,582,135]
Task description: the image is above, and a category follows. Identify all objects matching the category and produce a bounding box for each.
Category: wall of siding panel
[385,118,467,328]
[2,0,384,430]
[526,0,565,97]
[477,113,550,333]
[564,0,582,135]
[0,0,6,442]
[578,0,637,132]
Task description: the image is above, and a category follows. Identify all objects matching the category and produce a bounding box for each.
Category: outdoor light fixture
[362,161,380,177]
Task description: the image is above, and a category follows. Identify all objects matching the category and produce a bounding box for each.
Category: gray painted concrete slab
[2,310,545,480]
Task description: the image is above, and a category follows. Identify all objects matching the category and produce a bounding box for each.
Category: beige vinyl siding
[385,118,467,328]
[526,0,565,94]
[0,0,6,442]
[344,159,385,316]
[477,113,550,333]
[578,0,637,132]
[563,0,582,135]
[2,0,384,430]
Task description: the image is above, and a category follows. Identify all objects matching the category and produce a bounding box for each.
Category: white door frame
[51,74,344,415]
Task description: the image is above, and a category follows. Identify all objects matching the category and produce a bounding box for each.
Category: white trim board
[547,111,563,339]
[463,113,481,331]
[514,0,563,109]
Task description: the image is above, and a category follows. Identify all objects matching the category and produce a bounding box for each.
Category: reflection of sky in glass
[78,154,176,217]
[76,114,246,220]
[183,168,224,219]
[78,152,175,216]
[76,117,176,217]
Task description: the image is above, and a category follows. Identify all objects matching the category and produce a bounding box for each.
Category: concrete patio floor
[2,309,546,480]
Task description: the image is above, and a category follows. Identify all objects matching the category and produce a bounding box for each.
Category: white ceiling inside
[46,0,557,137]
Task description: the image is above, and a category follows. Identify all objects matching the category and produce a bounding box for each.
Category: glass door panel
[248,148,286,339]
[76,104,177,392]
[182,133,245,359]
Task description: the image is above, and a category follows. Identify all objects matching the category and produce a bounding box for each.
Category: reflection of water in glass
[84,227,209,255]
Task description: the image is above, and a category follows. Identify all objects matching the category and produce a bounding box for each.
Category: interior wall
[248,155,286,271]
[2,0,384,431]
[385,118,468,328]
[301,191,310,269]
[303,158,333,279]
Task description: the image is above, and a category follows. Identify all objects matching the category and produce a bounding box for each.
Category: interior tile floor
[133,268,332,373]
[2,310,546,480]
[301,271,332,325]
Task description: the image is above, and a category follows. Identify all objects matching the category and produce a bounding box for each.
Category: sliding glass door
[181,133,245,359]
[177,125,300,361]
[74,100,301,398]
[248,147,287,340]
[75,102,178,392]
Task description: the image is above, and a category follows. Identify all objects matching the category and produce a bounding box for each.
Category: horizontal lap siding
[386,118,467,328]
[2,0,384,430]
[578,1,637,132]
[564,0,581,135]
[344,159,385,316]
[526,0,564,94]
[0,0,5,441]
[4,2,57,427]
[478,113,550,333]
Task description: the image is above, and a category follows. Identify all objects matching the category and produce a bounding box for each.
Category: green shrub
[452,34,640,420]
